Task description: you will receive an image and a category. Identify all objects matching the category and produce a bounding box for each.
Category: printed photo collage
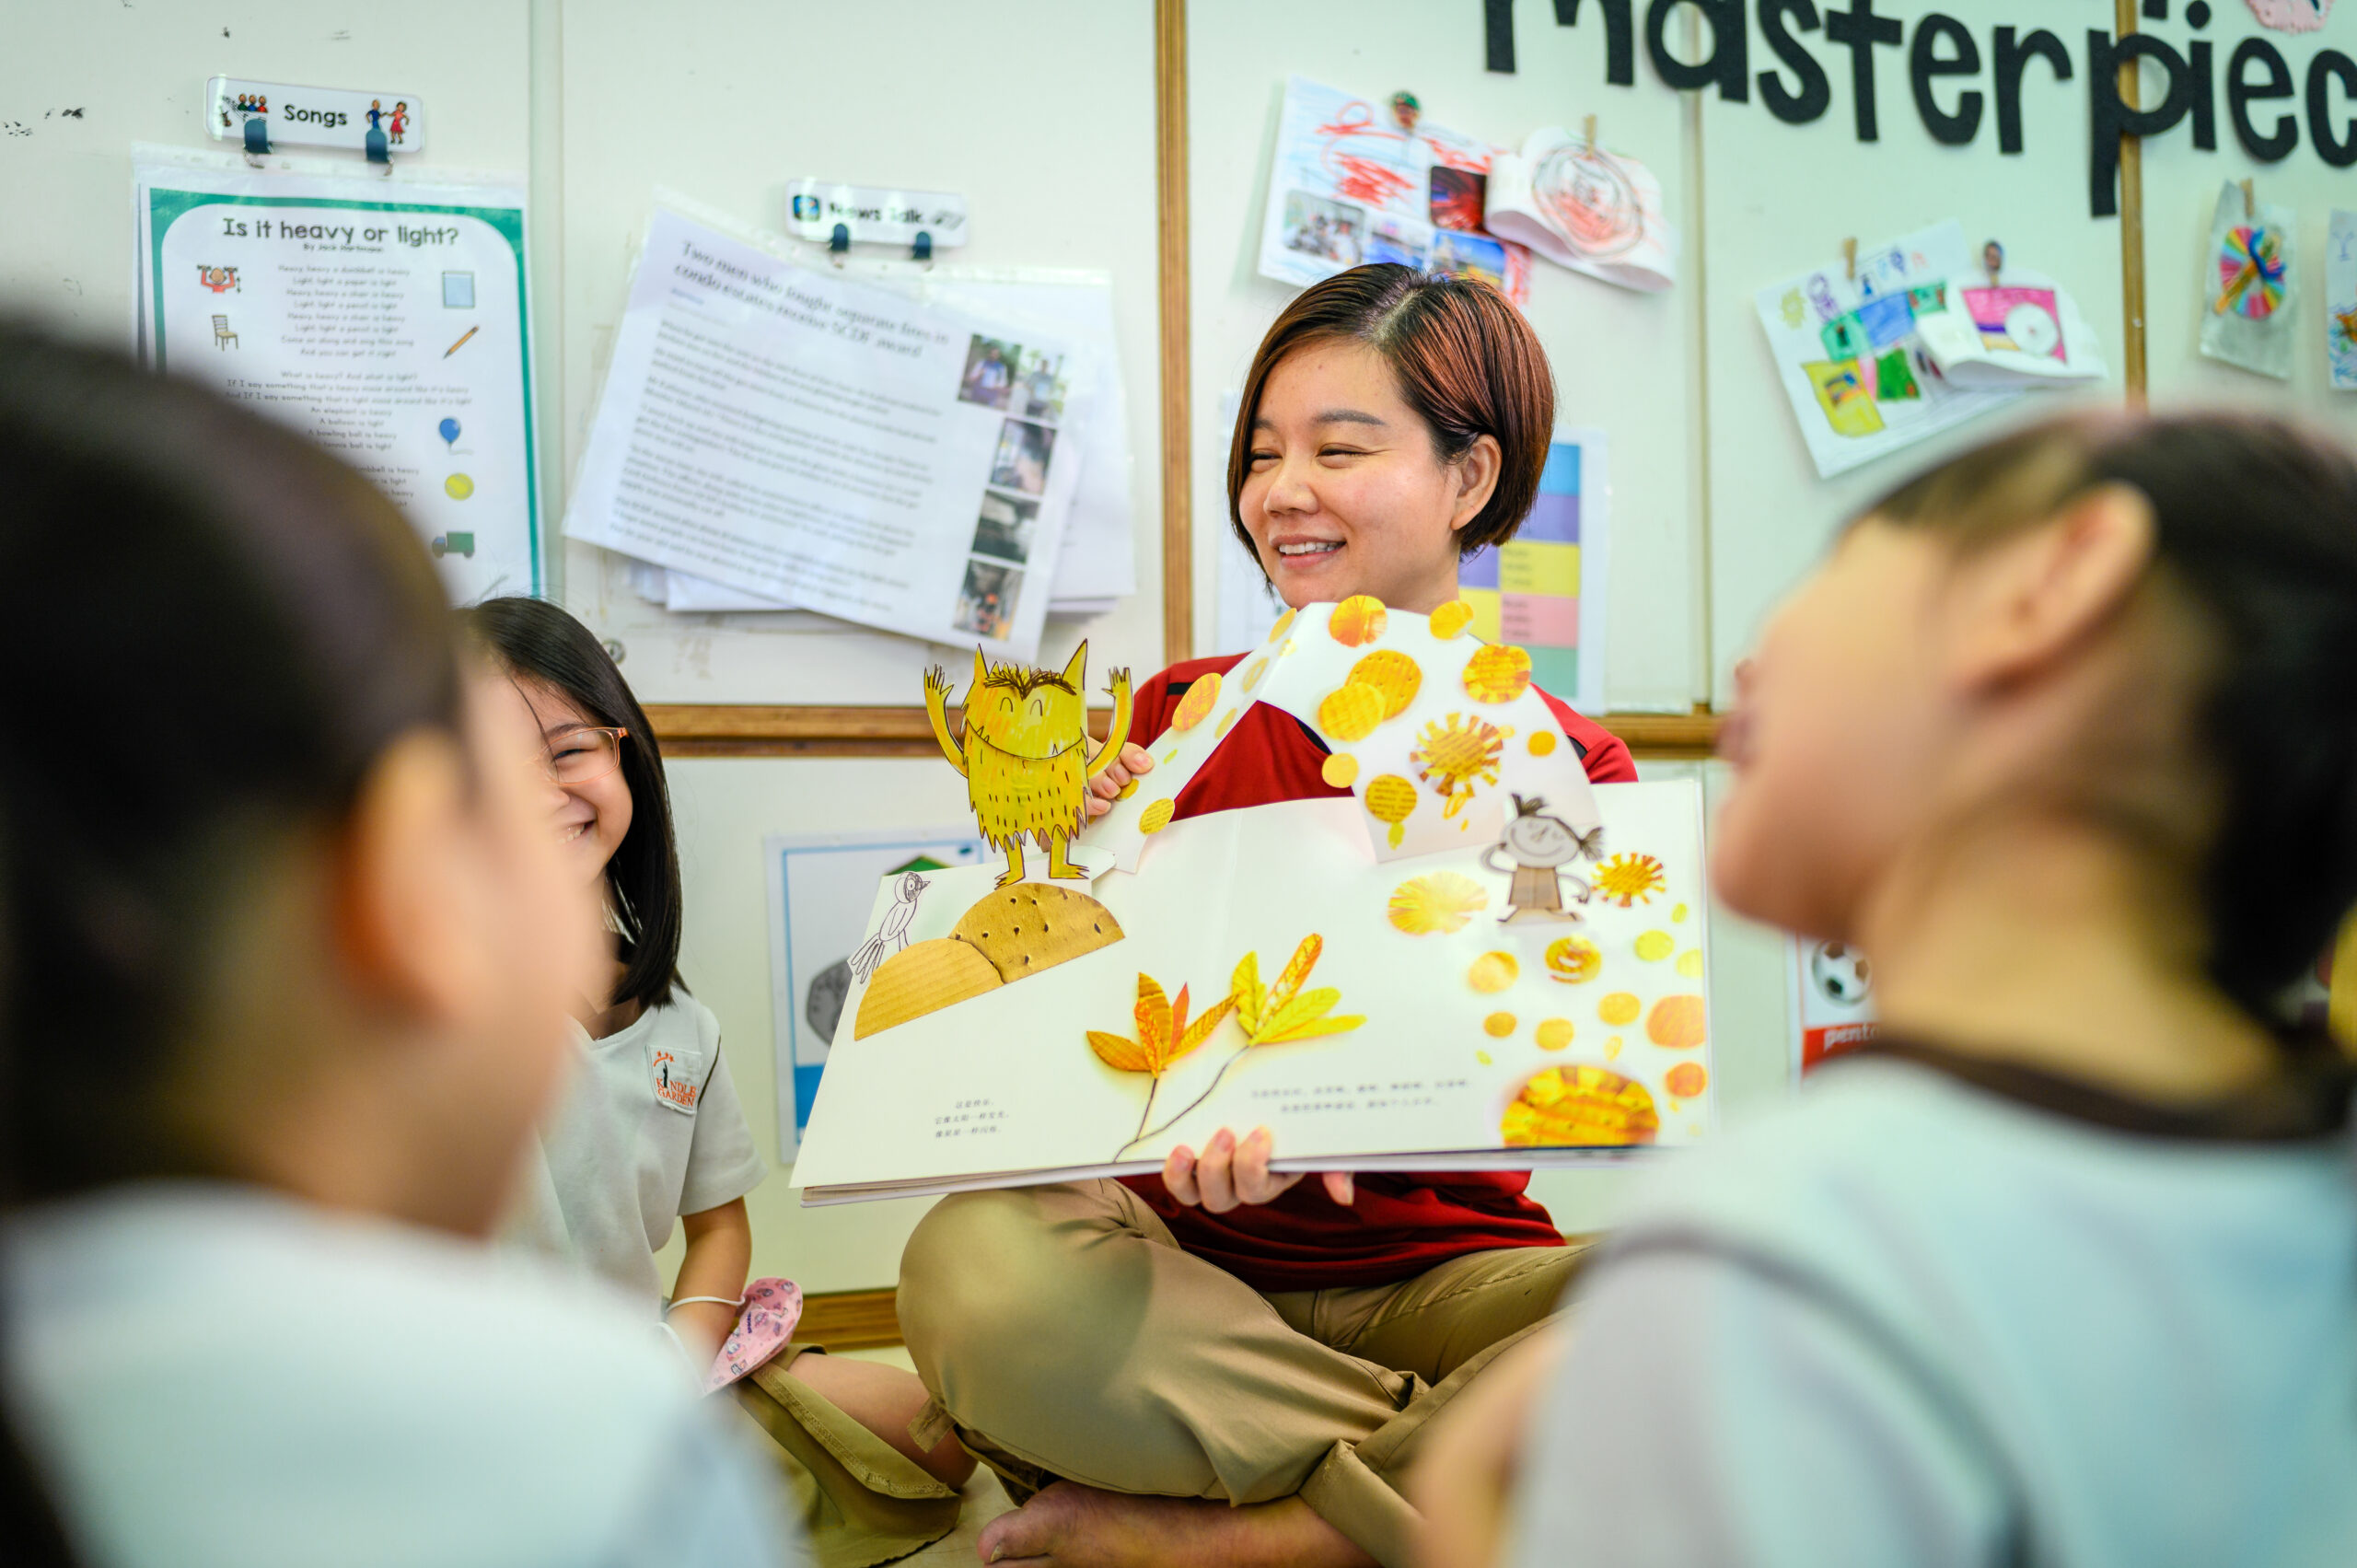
[953,332,1072,642]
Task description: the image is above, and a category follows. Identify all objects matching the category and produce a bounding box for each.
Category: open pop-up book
[792,598,1713,1204]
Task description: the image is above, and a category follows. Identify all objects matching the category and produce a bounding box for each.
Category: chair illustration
[212,315,238,350]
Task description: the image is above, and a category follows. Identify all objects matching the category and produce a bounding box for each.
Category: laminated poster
[1258,76,1531,308]
[1483,126,1676,294]
[2328,210,2357,392]
[564,208,1088,662]
[134,155,540,600]
[765,828,990,1157]
[1754,220,2026,480]
[794,600,1713,1203]
[2200,180,2296,382]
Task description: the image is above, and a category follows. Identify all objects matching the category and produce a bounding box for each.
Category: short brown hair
[1226,264,1555,562]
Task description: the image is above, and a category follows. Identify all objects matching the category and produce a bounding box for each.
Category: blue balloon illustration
[438,417,461,447]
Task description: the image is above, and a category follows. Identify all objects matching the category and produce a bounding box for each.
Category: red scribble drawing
[1315,99,1417,210]
[1533,145,1642,261]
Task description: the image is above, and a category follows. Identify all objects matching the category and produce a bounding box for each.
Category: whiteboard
[551,0,1165,705]
[1186,0,1705,714]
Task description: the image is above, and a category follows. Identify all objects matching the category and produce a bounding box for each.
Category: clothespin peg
[2240,178,2255,220]
[1389,90,1422,134]
[1583,114,1597,154]
[911,230,933,264]
[1841,238,1857,284]
[829,223,851,268]
[1982,237,2004,288]
[241,114,272,166]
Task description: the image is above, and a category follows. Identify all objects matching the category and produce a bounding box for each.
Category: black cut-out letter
[2086,29,2189,217]
[2227,37,2298,160]
[1992,28,2073,155]
[1826,0,1904,141]
[2310,50,2357,167]
[1646,0,1750,101]
[1757,0,1831,123]
[1909,12,1982,145]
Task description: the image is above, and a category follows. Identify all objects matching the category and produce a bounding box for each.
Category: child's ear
[330,730,492,1032]
[1947,483,2156,693]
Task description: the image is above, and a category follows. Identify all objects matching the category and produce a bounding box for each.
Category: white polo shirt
[6,1184,802,1568]
[1509,1050,2357,1567]
[506,993,767,1308]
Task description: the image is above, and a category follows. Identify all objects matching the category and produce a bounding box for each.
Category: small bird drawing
[850,872,930,983]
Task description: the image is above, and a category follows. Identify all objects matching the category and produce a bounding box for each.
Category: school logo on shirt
[650,1047,701,1114]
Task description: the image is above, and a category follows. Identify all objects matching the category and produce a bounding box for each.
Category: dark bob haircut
[1865,411,2357,1021]
[463,598,684,1014]
[1226,263,1556,563]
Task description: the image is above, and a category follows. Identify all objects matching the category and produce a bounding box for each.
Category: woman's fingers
[1162,1143,1200,1205]
[1322,1171,1355,1206]
[1193,1129,1239,1212]
[1233,1127,1306,1207]
[1120,743,1155,775]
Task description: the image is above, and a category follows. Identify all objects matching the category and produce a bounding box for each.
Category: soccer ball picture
[1808,941,1872,1008]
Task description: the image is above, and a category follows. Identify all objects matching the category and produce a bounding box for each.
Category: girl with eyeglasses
[464,598,975,1561]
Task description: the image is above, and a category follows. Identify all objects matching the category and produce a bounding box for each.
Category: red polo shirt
[1118,652,1639,1292]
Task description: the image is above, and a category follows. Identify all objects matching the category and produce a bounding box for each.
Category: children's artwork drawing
[2326,210,2356,391]
[1480,795,1604,923]
[1754,220,2025,478]
[2200,181,2296,381]
[1483,126,1677,294]
[926,642,1132,887]
[1259,76,1531,308]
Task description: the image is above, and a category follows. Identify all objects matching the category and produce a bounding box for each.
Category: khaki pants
[898,1179,1584,1568]
[728,1345,962,1568]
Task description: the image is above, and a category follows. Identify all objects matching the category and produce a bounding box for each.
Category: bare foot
[973,1481,1374,1568]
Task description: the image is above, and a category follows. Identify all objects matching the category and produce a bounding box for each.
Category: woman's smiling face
[1237,339,1498,616]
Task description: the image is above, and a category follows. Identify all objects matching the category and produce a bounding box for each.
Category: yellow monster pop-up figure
[925,642,1132,888]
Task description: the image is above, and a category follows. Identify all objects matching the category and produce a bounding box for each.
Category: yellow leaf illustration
[1232,950,1266,1037]
[1087,1030,1155,1074]
[1229,936,1364,1046]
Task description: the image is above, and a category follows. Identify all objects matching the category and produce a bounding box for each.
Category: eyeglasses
[542,726,628,784]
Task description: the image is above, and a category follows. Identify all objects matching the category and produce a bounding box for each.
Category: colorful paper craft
[2329,210,2357,392]
[1482,125,1678,294]
[1259,76,1532,307]
[1758,221,2028,477]
[2200,181,2297,381]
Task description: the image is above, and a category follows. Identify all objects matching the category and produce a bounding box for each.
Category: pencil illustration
[443,325,480,359]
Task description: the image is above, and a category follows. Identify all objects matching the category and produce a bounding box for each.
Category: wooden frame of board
[645,0,2157,763]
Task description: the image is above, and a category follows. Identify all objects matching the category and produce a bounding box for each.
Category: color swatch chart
[1459,438,1583,699]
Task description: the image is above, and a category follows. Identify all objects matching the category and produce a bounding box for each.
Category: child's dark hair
[0,327,461,1201]
[0,325,459,1561]
[461,598,683,1013]
[1865,412,2357,1020]
[1227,263,1555,563]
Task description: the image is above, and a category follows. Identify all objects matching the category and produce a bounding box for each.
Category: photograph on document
[955,557,1022,641]
[1007,347,1070,422]
[1431,229,1511,294]
[1279,190,1364,266]
[990,418,1057,496]
[970,491,1039,564]
[958,334,1020,410]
